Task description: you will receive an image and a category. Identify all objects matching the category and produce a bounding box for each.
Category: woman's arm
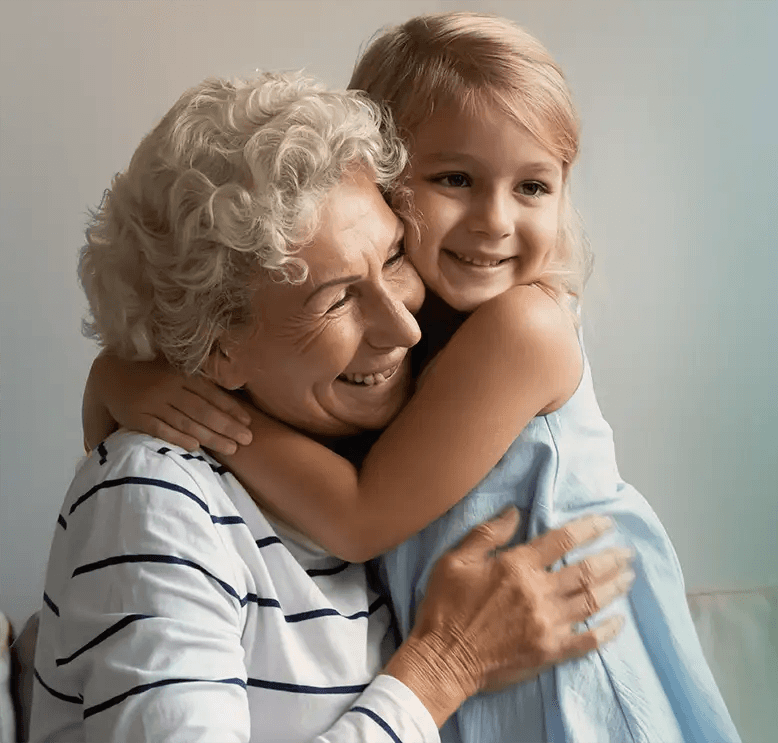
[219,284,581,560]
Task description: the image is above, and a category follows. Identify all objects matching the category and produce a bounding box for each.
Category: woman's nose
[367,275,423,350]
[469,189,517,239]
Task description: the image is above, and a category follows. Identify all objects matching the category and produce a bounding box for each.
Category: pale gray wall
[1,0,776,631]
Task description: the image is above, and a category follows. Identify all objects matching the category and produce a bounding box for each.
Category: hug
[29,11,738,743]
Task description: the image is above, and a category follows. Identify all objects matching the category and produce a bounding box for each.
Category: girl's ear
[202,338,246,391]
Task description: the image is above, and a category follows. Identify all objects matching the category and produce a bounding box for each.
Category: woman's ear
[202,339,246,391]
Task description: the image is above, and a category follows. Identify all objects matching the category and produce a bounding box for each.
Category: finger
[164,406,239,455]
[175,389,252,446]
[558,614,625,660]
[188,378,254,430]
[455,507,521,557]
[139,416,201,452]
[528,515,614,568]
[564,569,635,625]
[555,547,634,597]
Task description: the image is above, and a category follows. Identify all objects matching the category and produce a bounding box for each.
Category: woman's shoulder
[65,431,238,530]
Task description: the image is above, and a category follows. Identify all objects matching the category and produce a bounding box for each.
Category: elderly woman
[30,73,630,742]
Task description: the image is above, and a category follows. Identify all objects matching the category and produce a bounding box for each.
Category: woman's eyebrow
[304,276,360,307]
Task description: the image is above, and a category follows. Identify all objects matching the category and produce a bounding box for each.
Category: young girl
[85,12,739,743]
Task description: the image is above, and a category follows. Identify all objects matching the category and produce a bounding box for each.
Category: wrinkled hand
[84,353,253,454]
[386,508,633,725]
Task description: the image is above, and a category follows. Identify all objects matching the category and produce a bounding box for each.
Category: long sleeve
[30,439,251,742]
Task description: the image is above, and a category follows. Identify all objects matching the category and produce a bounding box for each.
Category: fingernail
[225,442,238,455]
[238,432,253,445]
[593,516,613,531]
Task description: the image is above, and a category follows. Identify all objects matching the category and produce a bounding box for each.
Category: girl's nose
[470,189,517,240]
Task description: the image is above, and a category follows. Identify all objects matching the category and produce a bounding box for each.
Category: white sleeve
[37,445,251,742]
[314,674,440,743]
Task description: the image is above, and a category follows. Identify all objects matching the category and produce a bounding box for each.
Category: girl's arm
[220,283,582,561]
[82,352,253,453]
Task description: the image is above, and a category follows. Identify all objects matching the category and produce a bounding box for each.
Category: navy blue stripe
[83,677,246,719]
[173,451,228,475]
[34,670,83,704]
[211,515,245,525]
[187,455,228,475]
[285,606,369,623]
[69,476,209,517]
[43,592,59,616]
[72,554,240,601]
[97,442,108,465]
[247,678,369,695]
[57,514,67,530]
[243,595,282,610]
[352,706,403,743]
[255,536,283,549]
[307,562,350,577]
[55,614,152,667]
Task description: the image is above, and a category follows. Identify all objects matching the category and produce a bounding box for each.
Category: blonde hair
[349,11,592,299]
[80,72,407,374]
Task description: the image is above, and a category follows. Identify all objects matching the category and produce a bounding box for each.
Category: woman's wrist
[383,629,480,727]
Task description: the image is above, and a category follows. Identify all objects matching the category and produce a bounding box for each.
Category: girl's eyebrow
[420,152,561,177]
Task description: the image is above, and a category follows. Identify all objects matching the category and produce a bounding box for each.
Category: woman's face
[219,170,424,436]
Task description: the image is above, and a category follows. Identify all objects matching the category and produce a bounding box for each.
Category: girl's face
[405,102,565,312]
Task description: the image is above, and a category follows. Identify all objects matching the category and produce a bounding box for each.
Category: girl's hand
[384,509,633,725]
[83,353,253,454]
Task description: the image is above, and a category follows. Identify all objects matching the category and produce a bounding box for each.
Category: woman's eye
[434,173,470,188]
[518,181,548,198]
[326,291,351,313]
[385,243,405,268]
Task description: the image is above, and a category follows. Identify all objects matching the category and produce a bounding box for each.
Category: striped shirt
[30,431,438,742]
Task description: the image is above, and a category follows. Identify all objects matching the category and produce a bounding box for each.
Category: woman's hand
[83,353,253,454]
[384,508,633,726]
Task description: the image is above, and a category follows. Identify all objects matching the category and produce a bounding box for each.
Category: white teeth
[451,251,507,267]
[341,367,395,386]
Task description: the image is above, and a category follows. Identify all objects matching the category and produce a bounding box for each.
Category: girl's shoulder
[466,285,582,412]
[470,283,578,344]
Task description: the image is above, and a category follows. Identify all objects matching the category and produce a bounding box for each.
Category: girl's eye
[434,173,471,188]
[517,181,549,198]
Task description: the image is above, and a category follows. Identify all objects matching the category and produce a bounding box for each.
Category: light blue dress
[379,341,741,743]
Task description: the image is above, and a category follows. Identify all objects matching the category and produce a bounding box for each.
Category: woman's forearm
[383,634,473,727]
